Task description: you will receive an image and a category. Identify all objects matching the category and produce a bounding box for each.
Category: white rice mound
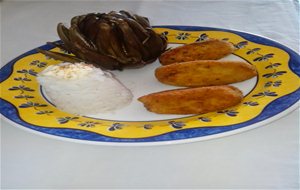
[37,62,133,115]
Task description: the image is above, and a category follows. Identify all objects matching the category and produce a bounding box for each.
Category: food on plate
[139,39,255,115]
[155,60,257,87]
[159,39,235,65]
[138,85,243,114]
[37,10,167,70]
[37,62,133,115]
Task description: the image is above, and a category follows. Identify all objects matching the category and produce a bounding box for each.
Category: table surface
[1,0,299,189]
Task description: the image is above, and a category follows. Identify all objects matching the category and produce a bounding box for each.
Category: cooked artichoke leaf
[123,17,150,43]
[133,14,150,28]
[144,29,167,59]
[71,15,86,26]
[95,22,118,57]
[119,10,135,19]
[80,15,99,39]
[78,14,97,32]
[108,25,133,64]
[72,43,121,70]
[57,23,73,52]
[114,19,150,61]
[69,25,97,52]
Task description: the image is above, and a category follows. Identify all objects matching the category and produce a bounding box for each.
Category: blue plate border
[1,25,299,143]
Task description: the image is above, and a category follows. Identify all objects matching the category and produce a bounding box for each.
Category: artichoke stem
[36,48,84,63]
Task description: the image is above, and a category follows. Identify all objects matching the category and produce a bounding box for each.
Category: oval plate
[1,26,299,146]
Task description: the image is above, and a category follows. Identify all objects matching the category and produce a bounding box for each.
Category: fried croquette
[155,60,257,87]
[138,85,243,114]
[159,39,235,65]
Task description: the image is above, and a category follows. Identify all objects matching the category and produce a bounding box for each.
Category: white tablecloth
[1,0,299,189]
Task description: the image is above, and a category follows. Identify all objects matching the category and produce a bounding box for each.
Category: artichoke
[38,10,167,70]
